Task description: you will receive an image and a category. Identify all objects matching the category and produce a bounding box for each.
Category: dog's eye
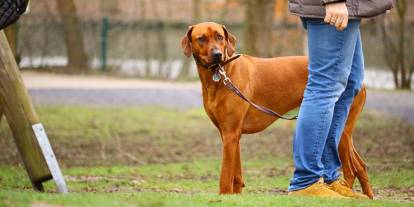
[217,34,224,41]
[197,36,206,43]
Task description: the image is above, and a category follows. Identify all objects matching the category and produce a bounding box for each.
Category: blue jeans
[289,18,364,191]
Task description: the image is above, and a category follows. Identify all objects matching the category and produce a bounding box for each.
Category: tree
[220,0,231,22]
[244,0,276,57]
[56,0,89,72]
[193,0,202,23]
[150,0,169,78]
[102,0,119,16]
[380,0,413,89]
[178,0,203,79]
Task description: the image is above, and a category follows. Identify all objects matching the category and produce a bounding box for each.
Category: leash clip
[218,64,230,83]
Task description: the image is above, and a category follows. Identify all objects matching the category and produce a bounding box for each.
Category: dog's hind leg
[338,86,374,199]
[219,129,242,194]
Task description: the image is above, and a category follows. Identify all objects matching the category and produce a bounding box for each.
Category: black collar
[192,54,241,71]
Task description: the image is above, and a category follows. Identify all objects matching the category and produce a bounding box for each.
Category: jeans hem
[323,172,341,184]
[288,177,321,192]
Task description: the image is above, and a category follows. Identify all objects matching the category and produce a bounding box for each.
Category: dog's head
[181,22,236,66]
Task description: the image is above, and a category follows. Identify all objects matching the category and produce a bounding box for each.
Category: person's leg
[289,19,361,192]
[323,31,364,183]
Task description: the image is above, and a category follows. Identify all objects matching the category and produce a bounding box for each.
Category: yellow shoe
[327,179,369,199]
[288,179,346,198]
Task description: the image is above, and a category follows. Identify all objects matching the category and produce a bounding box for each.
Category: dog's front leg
[233,140,245,193]
[219,130,241,194]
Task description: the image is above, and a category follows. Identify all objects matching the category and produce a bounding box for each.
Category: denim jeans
[289,18,364,191]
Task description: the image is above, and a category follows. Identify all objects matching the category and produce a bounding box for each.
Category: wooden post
[4,24,17,57]
[0,31,52,190]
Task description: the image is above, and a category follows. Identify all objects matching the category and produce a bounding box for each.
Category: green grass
[1,159,413,206]
[0,106,301,166]
[0,106,413,206]
[2,192,411,207]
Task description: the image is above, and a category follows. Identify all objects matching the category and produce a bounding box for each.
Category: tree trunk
[150,1,168,78]
[138,0,151,77]
[220,0,230,23]
[157,25,169,78]
[244,0,276,57]
[193,0,202,22]
[380,0,412,90]
[393,69,400,89]
[56,0,89,71]
[102,0,119,16]
[0,31,52,189]
[397,0,408,89]
[178,0,202,79]
[380,17,399,88]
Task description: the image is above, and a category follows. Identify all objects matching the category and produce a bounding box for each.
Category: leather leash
[194,54,298,120]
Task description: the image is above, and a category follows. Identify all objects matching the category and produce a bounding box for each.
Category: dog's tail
[339,86,374,199]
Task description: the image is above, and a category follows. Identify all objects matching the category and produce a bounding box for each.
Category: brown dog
[181,22,373,198]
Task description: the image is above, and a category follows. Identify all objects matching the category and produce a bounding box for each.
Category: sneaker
[327,179,369,199]
[288,179,346,198]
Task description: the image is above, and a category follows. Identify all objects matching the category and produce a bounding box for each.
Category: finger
[339,16,349,30]
[330,14,338,25]
[324,12,332,23]
[335,15,344,29]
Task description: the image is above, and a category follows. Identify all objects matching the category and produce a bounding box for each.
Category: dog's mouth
[210,56,222,65]
[194,53,224,68]
[209,53,225,65]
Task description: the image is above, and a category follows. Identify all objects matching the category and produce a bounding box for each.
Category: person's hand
[324,2,349,31]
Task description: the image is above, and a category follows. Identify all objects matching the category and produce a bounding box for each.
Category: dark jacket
[288,0,393,19]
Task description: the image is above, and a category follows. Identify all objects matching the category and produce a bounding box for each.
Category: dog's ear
[222,25,237,57]
[181,26,194,57]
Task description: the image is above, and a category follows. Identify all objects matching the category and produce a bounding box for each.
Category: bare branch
[380,16,398,71]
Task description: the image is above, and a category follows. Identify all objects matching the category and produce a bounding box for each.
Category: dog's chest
[201,87,224,125]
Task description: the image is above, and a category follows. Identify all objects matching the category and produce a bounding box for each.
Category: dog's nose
[212,50,222,60]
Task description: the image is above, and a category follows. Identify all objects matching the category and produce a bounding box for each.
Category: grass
[1,192,411,207]
[1,160,413,207]
[0,106,413,206]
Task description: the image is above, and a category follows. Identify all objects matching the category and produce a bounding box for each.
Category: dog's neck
[196,63,218,91]
[194,54,235,91]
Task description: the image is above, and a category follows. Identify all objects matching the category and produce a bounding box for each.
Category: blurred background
[0,0,413,204]
[3,0,413,89]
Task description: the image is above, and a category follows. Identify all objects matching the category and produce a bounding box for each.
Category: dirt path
[364,90,414,123]
[23,71,414,122]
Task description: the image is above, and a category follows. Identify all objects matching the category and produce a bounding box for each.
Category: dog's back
[230,55,309,133]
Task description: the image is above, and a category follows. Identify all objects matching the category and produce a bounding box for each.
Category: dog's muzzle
[211,49,223,64]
